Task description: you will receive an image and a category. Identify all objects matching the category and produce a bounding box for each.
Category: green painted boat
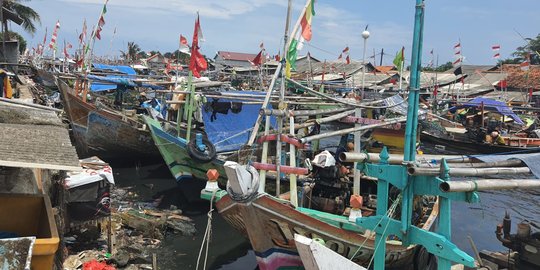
[143,115,228,184]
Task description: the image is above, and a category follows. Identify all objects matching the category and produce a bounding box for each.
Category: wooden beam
[0,160,81,171]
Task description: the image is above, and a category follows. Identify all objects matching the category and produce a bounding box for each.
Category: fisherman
[490,131,506,145]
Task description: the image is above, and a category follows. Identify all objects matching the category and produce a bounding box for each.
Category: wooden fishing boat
[143,115,228,184]
[57,78,160,160]
[420,130,540,154]
[204,187,438,270]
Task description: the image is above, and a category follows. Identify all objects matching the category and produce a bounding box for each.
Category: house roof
[0,101,80,171]
[374,66,396,73]
[217,51,258,62]
[147,53,166,63]
[502,64,540,90]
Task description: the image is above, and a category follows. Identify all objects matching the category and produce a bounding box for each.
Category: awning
[450,97,524,125]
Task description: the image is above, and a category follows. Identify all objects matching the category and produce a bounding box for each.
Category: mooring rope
[196,189,217,270]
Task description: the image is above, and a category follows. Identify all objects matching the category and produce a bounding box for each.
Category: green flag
[393,46,404,69]
[287,38,298,70]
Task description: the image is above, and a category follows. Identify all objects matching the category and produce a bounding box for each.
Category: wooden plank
[0,160,82,171]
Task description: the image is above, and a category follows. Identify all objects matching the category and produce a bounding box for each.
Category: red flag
[454,42,461,50]
[492,45,500,50]
[346,55,350,65]
[251,50,263,66]
[63,41,69,58]
[180,35,188,46]
[453,57,461,66]
[95,29,102,40]
[493,53,500,59]
[189,15,208,78]
[98,16,106,27]
[79,20,87,44]
[521,60,530,71]
[275,54,280,61]
[498,80,507,88]
[529,88,534,98]
[49,20,61,49]
[433,85,439,96]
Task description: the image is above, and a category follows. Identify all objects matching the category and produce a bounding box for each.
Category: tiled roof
[503,64,540,90]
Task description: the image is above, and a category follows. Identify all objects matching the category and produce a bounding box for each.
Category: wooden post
[258,115,271,193]
[289,114,298,207]
[152,253,157,270]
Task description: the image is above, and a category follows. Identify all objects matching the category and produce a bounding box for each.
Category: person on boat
[490,131,506,145]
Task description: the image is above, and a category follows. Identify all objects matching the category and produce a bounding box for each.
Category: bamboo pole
[289,115,298,207]
[340,152,472,164]
[284,110,355,130]
[440,179,540,192]
[246,62,282,146]
[408,166,531,177]
[260,106,350,117]
[300,116,406,143]
[258,115,271,193]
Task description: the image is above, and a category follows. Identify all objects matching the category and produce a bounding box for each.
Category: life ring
[187,137,216,163]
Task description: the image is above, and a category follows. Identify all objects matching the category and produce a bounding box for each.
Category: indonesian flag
[251,50,263,66]
[189,14,208,78]
[63,40,70,59]
[520,60,530,71]
[453,57,462,67]
[454,42,461,51]
[275,53,280,61]
[342,46,350,64]
[49,20,60,49]
[79,19,87,45]
[300,0,315,41]
[179,34,189,53]
[492,44,501,59]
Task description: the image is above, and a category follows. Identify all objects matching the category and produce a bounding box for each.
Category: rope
[349,194,402,260]
[196,190,217,270]
[286,78,409,109]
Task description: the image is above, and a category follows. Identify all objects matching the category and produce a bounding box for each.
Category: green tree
[423,61,453,72]
[3,0,41,35]
[119,41,141,63]
[500,33,540,65]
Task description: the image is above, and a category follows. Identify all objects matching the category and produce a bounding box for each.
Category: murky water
[111,154,540,269]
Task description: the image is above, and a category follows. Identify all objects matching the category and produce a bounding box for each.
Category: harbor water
[113,157,540,269]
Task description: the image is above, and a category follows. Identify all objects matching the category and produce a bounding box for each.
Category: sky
[14,0,540,66]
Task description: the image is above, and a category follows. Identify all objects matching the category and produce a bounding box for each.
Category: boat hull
[421,131,540,154]
[58,79,160,160]
[143,116,228,184]
[215,194,437,270]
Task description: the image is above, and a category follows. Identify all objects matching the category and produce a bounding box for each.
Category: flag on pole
[94,0,109,41]
[428,49,434,67]
[49,20,61,49]
[492,44,501,59]
[454,42,461,51]
[300,0,316,41]
[79,19,87,45]
[179,34,189,53]
[453,57,462,67]
[520,60,530,71]
[251,50,263,66]
[342,46,350,64]
[63,40,70,59]
[393,47,404,69]
[189,14,208,78]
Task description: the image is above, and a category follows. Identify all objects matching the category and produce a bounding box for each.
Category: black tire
[414,246,437,270]
[187,137,216,163]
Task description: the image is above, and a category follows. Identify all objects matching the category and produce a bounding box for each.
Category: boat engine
[495,212,540,268]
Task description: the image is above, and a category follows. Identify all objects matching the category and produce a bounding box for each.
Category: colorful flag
[286,38,299,78]
[251,50,263,66]
[393,46,404,69]
[49,20,60,49]
[520,60,530,71]
[94,0,109,41]
[179,34,189,53]
[189,14,208,78]
[492,44,501,59]
[300,0,315,41]
[79,19,87,45]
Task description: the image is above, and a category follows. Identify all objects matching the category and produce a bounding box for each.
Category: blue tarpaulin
[201,91,276,153]
[92,64,136,76]
[90,83,117,92]
[450,97,524,125]
[87,74,137,87]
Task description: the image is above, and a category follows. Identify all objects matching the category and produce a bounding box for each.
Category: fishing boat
[57,77,161,161]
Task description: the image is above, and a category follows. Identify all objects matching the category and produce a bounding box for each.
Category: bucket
[0,194,59,270]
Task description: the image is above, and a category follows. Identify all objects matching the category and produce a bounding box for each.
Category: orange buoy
[350,194,363,209]
[206,169,219,181]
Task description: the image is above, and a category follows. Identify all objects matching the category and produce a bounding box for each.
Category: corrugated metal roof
[217,51,258,62]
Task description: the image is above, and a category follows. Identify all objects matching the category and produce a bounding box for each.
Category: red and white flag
[492,44,501,59]
[79,19,87,45]
[453,57,462,66]
[179,34,189,53]
[189,14,208,78]
[342,46,350,64]
[49,20,60,49]
[63,40,71,59]
[520,60,530,71]
[251,50,263,66]
[453,42,461,51]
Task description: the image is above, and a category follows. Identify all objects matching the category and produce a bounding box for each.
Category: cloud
[58,0,288,19]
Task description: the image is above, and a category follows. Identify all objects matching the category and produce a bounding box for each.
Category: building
[214,51,259,70]
[145,53,167,70]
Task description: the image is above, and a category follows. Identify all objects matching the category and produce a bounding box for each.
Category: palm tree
[120,42,141,64]
[3,0,41,35]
